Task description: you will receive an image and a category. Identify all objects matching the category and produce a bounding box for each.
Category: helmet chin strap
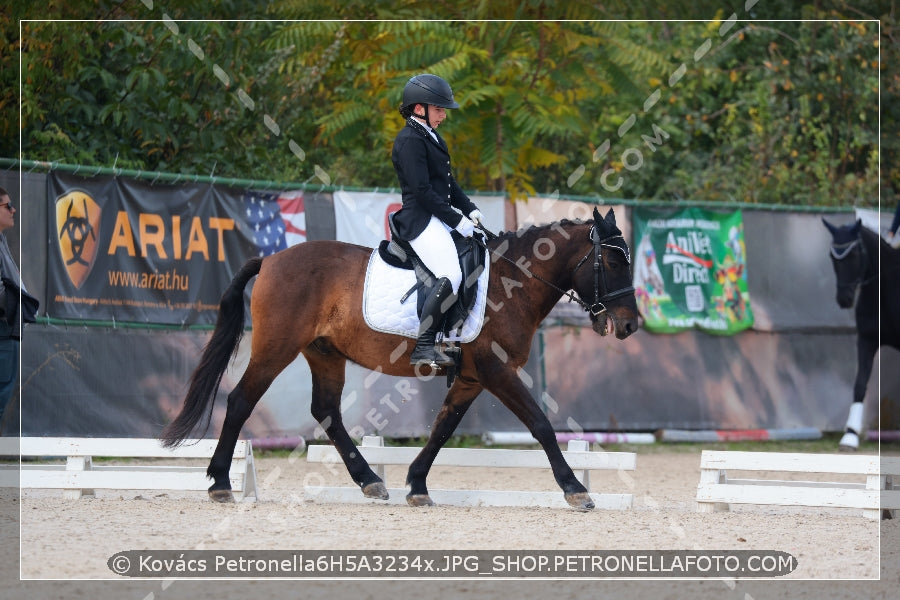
[417,104,431,128]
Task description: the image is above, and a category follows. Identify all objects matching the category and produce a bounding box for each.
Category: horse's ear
[605,208,617,226]
[592,206,602,223]
[822,218,837,235]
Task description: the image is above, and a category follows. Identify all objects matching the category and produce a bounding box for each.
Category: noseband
[572,225,635,317]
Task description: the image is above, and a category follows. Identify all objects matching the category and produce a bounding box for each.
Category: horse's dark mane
[859,223,892,253]
[491,218,589,246]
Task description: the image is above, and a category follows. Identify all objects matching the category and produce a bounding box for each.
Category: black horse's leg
[853,335,877,405]
[405,375,484,507]
[483,363,594,510]
[305,350,387,499]
[841,335,878,450]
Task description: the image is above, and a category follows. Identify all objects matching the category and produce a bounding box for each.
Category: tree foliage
[2,1,892,207]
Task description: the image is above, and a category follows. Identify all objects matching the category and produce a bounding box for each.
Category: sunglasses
[0,202,13,212]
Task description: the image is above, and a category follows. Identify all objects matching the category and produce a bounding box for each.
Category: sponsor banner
[334,190,401,246]
[633,207,753,334]
[47,173,298,325]
[334,190,505,246]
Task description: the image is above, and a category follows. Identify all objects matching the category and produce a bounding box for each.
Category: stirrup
[410,349,453,368]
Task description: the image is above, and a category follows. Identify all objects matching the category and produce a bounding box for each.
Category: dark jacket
[390,118,478,241]
[0,234,38,340]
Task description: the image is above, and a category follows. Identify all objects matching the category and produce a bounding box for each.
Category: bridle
[571,225,635,316]
[477,223,635,318]
[830,234,875,290]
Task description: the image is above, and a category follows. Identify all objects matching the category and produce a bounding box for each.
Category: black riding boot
[410,277,455,367]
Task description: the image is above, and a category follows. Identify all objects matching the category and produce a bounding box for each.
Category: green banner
[633,207,753,334]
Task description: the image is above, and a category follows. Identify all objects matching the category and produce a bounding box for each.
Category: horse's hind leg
[405,375,484,507]
[207,360,279,502]
[304,347,388,499]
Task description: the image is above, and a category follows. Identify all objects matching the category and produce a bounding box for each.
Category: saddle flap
[384,211,487,335]
[452,232,486,314]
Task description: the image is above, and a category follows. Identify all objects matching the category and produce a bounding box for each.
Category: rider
[391,73,484,366]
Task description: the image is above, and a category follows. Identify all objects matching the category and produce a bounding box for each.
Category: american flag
[275,191,306,247]
[243,191,287,257]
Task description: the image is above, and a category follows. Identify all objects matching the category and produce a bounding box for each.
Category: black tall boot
[410,277,455,367]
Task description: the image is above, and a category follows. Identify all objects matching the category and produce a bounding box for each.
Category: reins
[474,223,633,317]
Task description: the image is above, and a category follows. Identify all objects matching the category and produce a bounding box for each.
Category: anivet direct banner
[632,206,753,335]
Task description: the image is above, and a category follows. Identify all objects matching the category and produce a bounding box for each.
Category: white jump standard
[305,435,636,510]
[2,437,258,501]
[695,450,898,520]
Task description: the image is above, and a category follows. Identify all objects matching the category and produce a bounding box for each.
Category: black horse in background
[823,218,900,450]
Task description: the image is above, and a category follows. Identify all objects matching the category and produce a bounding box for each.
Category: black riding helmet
[399,74,459,121]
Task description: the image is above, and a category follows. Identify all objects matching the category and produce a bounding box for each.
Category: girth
[378,213,486,335]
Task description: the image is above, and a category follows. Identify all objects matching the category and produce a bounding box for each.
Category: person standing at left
[0,186,37,434]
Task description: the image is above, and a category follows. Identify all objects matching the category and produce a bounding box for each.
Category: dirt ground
[2,447,899,599]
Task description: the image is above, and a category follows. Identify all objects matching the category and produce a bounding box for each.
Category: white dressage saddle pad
[362,249,490,343]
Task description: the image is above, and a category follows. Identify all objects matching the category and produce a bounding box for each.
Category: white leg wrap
[838,403,864,450]
[845,402,864,434]
[838,431,859,450]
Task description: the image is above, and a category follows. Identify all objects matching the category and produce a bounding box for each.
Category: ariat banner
[47,173,295,325]
[633,207,753,335]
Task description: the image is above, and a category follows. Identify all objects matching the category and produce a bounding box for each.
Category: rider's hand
[468,209,484,226]
[455,216,476,238]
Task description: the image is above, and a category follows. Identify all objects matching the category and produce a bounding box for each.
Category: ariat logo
[56,190,101,288]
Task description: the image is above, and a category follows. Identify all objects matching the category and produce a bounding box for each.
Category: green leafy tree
[573,13,881,207]
[3,0,891,208]
[7,2,296,179]
[263,10,662,199]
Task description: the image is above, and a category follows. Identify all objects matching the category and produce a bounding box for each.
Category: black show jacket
[390,118,478,241]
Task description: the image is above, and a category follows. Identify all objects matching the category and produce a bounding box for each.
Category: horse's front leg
[305,351,387,499]
[406,375,484,507]
[841,335,878,450]
[483,364,594,511]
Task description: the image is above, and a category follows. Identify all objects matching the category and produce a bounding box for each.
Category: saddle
[378,213,486,337]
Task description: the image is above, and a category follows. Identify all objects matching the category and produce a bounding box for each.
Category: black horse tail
[160,257,263,447]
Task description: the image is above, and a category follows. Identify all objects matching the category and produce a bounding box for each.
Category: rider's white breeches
[409,215,463,293]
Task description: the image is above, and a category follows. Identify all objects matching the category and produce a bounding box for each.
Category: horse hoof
[838,431,859,452]
[565,492,595,511]
[362,482,389,500]
[406,493,434,507]
[208,489,235,503]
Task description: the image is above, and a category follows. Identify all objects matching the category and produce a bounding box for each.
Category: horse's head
[823,218,865,308]
[571,207,640,339]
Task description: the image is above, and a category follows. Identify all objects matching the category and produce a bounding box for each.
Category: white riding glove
[455,216,476,238]
[468,209,484,226]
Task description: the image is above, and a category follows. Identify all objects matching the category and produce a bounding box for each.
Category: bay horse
[823,218,900,450]
[161,207,639,509]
